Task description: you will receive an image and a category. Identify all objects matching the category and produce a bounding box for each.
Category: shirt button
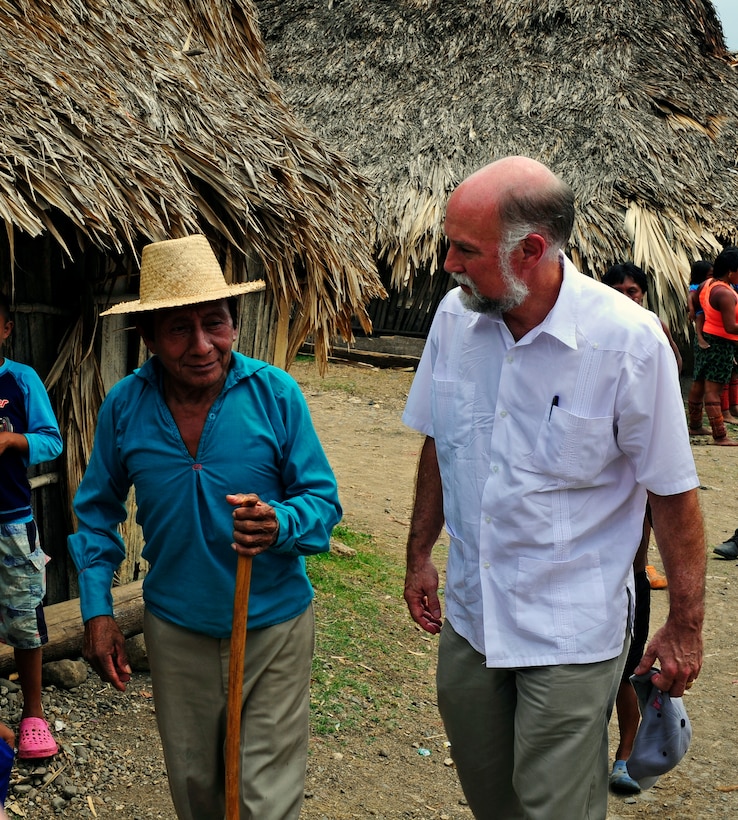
[506,355,514,363]
[193,463,202,471]
[208,413,216,420]
[483,561,490,569]
[492,466,499,474]
[485,516,491,523]
[499,410,508,418]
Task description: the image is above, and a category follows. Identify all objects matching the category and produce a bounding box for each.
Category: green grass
[306,525,435,737]
[316,378,359,396]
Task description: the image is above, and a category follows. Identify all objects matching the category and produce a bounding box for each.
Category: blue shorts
[0,520,49,649]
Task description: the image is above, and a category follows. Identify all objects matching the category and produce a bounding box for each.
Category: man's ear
[136,325,156,354]
[519,233,548,268]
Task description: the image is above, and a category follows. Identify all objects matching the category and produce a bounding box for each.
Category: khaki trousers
[437,621,628,820]
[144,605,314,820]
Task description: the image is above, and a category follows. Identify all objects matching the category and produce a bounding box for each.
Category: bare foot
[689,427,711,436]
[698,340,711,349]
[724,414,738,424]
[712,437,738,446]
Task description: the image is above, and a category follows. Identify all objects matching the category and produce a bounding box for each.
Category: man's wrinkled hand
[227,493,279,556]
[83,615,132,692]
[404,560,443,635]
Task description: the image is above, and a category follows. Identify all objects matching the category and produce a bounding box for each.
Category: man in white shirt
[402,156,705,820]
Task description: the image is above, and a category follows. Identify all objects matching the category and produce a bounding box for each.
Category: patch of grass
[318,378,358,396]
[306,525,435,736]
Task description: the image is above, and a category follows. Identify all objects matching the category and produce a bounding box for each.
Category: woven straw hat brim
[100,280,265,316]
[99,234,266,316]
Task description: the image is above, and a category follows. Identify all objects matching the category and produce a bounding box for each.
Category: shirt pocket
[431,378,476,450]
[515,552,608,639]
[530,404,616,484]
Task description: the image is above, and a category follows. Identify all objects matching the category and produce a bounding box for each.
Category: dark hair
[602,262,649,297]
[712,247,738,280]
[690,260,713,285]
[136,297,238,341]
[498,175,576,250]
[0,293,11,323]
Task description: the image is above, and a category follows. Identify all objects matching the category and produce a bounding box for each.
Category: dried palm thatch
[257,0,738,341]
[0,0,385,369]
[44,314,105,525]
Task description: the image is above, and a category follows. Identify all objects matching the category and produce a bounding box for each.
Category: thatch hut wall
[0,0,385,604]
[257,0,738,351]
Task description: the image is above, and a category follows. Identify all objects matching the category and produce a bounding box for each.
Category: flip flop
[17,718,58,760]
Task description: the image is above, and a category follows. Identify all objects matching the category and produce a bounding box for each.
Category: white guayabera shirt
[403,254,698,668]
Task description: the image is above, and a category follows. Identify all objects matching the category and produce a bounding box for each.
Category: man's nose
[444,245,462,273]
[190,324,212,352]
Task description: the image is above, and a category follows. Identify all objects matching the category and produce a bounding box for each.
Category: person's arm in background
[660,320,683,374]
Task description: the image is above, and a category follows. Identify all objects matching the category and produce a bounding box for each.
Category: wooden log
[0,580,144,679]
[300,341,419,370]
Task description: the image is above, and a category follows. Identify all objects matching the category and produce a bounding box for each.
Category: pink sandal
[17,717,58,759]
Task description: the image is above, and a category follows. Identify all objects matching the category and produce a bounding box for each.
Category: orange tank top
[700,278,738,341]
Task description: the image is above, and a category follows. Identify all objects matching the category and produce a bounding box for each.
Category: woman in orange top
[688,246,738,445]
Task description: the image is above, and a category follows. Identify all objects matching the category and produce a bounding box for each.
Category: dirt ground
[295,359,738,820]
[25,359,738,819]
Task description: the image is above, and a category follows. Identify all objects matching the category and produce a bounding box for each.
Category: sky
[712,0,738,50]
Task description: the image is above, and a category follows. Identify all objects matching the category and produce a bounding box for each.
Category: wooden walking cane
[225,553,253,819]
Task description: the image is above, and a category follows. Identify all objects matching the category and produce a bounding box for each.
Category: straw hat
[100,235,265,316]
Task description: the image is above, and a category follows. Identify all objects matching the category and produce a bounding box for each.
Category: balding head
[451,156,575,254]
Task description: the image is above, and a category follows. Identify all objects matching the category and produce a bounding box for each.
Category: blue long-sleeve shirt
[68,352,342,637]
[0,358,63,523]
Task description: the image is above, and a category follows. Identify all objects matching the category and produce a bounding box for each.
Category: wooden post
[273,295,290,370]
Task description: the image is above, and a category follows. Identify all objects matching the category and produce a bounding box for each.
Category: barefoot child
[0,293,63,759]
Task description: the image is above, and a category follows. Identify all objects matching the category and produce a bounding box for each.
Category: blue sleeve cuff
[77,566,117,623]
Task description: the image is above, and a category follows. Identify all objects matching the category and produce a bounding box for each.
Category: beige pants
[144,605,314,820]
[436,621,628,820]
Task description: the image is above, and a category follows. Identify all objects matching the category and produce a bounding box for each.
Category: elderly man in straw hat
[68,235,342,819]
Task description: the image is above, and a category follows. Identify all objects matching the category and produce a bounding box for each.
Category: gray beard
[453,260,529,315]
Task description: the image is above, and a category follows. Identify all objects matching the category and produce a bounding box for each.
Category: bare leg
[14,647,44,719]
[705,381,738,445]
[687,379,710,435]
[614,681,641,761]
[723,383,738,423]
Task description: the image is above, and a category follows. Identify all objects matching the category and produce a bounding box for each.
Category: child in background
[688,259,713,351]
[0,293,63,759]
[602,262,676,793]
[603,262,683,372]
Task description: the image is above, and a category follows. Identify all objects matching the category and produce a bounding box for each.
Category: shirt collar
[529,252,581,350]
[459,252,583,349]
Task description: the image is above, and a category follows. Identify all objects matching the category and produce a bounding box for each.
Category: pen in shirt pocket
[548,395,559,421]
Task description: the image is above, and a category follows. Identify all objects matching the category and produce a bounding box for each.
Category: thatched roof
[0,0,385,366]
[256,0,738,341]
